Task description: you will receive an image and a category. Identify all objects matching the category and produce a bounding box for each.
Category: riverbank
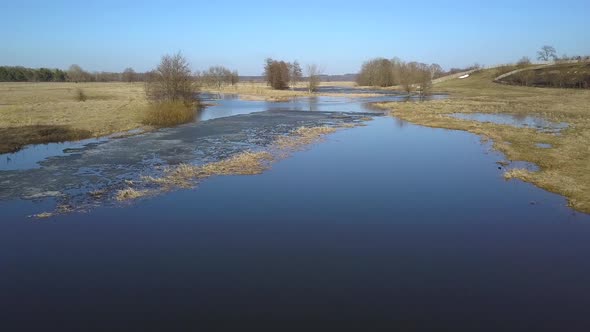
[0,108,374,217]
[375,68,590,213]
[0,82,150,153]
[199,81,383,101]
[0,81,381,153]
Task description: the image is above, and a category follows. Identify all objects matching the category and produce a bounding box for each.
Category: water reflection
[394,117,408,128]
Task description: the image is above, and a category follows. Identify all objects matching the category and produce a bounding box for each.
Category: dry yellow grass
[200,81,381,101]
[0,82,150,152]
[30,119,368,216]
[201,151,273,175]
[0,81,375,152]
[142,101,197,127]
[274,126,338,150]
[201,82,310,101]
[375,68,590,213]
[143,151,274,189]
[115,188,151,201]
[32,212,54,219]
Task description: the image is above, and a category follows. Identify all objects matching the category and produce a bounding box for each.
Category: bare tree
[230,70,239,86]
[537,45,557,62]
[306,64,323,93]
[429,63,443,79]
[398,61,416,94]
[67,64,89,83]
[202,66,232,89]
[264,58,291,90]
[517,56,532,67]
[145,52,197,105]
[416,63,432,96]
[356,58,396,87]
[122,67,136,83]
[289,61,303,89]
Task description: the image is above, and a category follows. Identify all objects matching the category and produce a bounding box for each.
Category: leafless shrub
[307,64,323,93]
[122,67,136,83]
[142,101,196,127]
[289,61,303,89]
[75,88,87,102]
[145,52,198,106]
[264,58,291,90]
[67,64,92,82]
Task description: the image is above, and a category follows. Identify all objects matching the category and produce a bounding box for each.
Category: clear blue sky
[1,0,589,75]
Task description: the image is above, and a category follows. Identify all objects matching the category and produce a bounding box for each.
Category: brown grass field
[200,81,382,101]
[0,81,375,153]
[375,68,590,213]
[0,82,149,153]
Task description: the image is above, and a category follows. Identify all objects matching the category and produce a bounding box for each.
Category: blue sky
[1,0,588,75]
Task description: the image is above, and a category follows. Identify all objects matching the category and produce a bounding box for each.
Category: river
[1,88,589,330]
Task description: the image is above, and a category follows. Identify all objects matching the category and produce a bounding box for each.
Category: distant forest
[0,65,148,83]
[0,66,69,82]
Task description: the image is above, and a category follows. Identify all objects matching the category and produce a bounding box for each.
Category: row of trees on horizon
[0,64,242,86]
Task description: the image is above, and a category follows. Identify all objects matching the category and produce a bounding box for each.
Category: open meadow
[0,82,149,153]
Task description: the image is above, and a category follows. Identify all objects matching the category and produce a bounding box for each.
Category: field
[0,81,379,153]
[375,68,590,213]
[0,82,149,153]
[200,81,382,100]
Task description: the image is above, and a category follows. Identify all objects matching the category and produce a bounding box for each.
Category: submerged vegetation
[375,67,590,213]
[130,123,365,207]
[142,151,274,189]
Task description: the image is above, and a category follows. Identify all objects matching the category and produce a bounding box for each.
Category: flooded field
[449,112,569,133]
[1,88,589,329]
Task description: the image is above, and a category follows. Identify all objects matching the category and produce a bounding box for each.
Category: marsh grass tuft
[201,151,273,176]
[75,88,87,102]
[275,126,337,150]
[143,151,273,188]
[115,188,150,201]
[142,101,197,127]
[32,212,54,219]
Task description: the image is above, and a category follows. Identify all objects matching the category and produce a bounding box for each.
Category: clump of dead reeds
[115,188,150,201]
[274,126,337,150]
[75,88,87,102]
[142,101,196,127]
[142,151,273,189]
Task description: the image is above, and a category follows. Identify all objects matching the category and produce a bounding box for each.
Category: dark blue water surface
[1,91,590,331]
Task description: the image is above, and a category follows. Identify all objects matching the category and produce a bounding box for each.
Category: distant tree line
[197,66,239,89]
[263,58,323,92]
[0,64,149,83]
[356,57,445,94]
[0,66,68,82]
